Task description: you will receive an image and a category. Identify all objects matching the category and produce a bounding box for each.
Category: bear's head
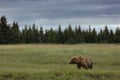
[69,57,80,64]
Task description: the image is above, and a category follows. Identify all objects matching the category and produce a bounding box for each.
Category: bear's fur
[69,55,93,69]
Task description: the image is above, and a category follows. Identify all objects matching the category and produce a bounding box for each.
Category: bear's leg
[89,64,93,69]
[82,65,88,69]
[81,62,88,69]
[77,64,81,69]
[88,58,93,69]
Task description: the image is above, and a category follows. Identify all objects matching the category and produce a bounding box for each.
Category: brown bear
[69,55,93,69]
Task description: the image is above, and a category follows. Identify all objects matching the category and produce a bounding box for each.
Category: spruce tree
[88,25,92,43]
[115,28,120,43]
[103,26,110,43]
[92,28,97,43]
[11,22,20,43]
[63,28,69,44]
[109,29,114,43]
[21,25,28,43]
[74,25,82,43]
[57,24,64,44]
[32,23,39,43]
[47,28,57,43]
[43,29,49,43]
[38,27,44,43]
[0,16,11,44]
[97,29,103,43]
[67,25,75,44]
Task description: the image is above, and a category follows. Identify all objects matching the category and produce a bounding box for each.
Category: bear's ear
[78,55,84,60]
[72,57,78,60]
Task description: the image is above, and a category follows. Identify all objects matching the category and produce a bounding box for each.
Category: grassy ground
[0,44,120,80]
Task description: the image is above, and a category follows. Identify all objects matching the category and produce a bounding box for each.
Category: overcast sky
[0,0,120,30]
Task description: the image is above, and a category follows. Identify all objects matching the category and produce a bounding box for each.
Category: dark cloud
[0,0,120,28]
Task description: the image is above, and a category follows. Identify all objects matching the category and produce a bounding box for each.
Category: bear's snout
[69,61,72,64]
[69,61,74,64]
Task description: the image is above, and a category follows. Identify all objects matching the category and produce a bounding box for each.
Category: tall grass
[0,44,120,80]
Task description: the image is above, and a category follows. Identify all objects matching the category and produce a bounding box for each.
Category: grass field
[0,44,120,80]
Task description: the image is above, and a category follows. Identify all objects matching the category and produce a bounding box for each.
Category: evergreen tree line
[0,16,120,44]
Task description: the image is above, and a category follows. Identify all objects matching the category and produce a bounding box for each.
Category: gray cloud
[0,0,120,29]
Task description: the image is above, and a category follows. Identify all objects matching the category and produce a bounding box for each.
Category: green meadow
[0,44,120,80]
